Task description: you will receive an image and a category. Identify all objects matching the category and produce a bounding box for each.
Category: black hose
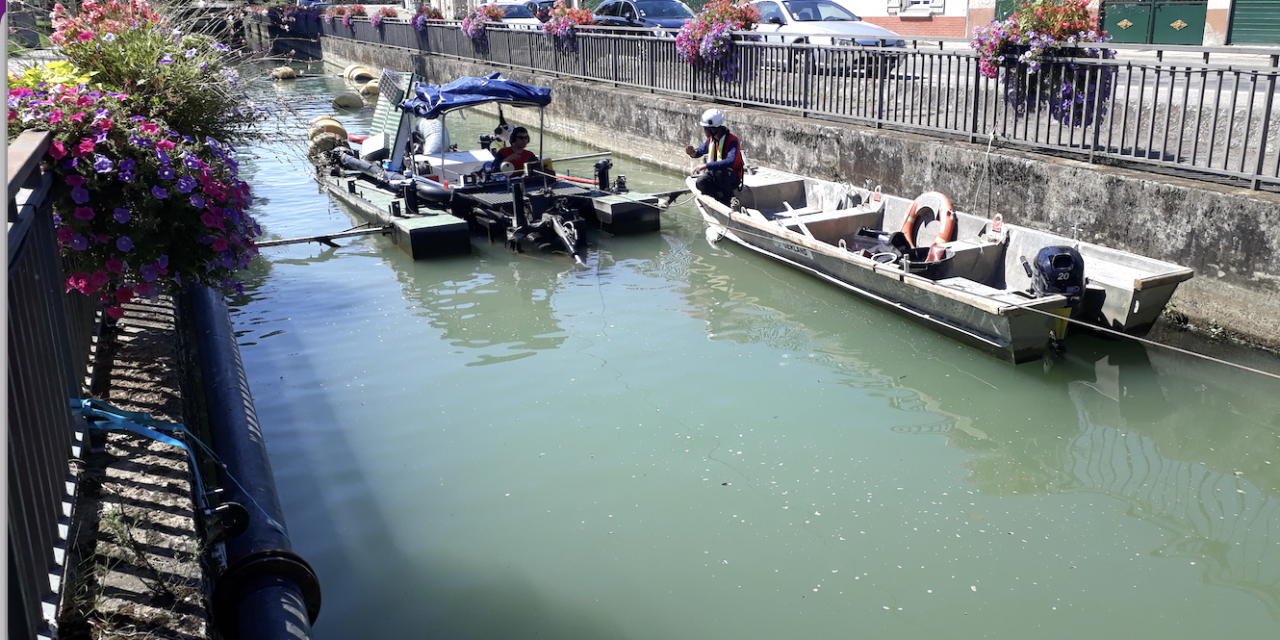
[336,152,450,203]
[188,286,321,639]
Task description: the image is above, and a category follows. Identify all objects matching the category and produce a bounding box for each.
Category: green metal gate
[1101,0,1206,45]
[994,0,1018,21]
[1230,0,1280,44]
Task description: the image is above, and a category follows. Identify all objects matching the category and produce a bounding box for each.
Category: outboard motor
[1023,246,1085,301]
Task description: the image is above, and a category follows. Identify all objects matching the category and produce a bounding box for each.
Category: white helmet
[699,108,725,128]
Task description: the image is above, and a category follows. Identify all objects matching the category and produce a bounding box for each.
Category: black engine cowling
[1028,246,1085,299]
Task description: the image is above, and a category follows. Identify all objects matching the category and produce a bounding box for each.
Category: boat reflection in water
[389,226,677,367]
[670,240,1280,618]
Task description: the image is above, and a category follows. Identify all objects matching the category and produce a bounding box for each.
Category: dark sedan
[591,0,694,33]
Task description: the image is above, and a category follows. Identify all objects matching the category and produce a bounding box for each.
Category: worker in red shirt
[497,127,538,173]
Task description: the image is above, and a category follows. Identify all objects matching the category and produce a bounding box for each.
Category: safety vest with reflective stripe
[706,133,744,184]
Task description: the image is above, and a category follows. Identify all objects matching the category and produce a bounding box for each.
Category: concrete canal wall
[320,38,1280,350]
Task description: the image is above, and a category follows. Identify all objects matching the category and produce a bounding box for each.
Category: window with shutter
[888,0,943,15]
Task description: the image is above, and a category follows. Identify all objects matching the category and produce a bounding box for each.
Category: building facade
[838,0,1278,45]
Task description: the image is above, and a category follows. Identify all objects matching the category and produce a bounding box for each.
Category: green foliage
[51,0,256,143]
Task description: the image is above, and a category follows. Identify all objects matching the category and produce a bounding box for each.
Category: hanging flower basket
[971,0,1115,127]
[462,4,504,53]
[541,1,593,53]
[342,4,367,30]
[13,0,262,317]
[413,6,443,32]
[675,0,758,82]
[370,7,397,30]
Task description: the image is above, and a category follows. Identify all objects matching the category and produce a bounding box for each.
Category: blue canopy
[398,73,552,118]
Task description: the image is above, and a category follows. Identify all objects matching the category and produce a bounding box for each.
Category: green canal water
[234,68,1280,639]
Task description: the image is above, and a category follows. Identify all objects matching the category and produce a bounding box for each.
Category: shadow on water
[229,290,645,639]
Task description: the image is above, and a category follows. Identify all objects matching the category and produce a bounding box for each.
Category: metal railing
[282,16,1280,189]
[7,131,100,638]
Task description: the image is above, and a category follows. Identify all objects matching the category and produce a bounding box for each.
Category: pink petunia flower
[212,238,229,252]
[114,287,134,304]
[49,140,67,160]
[155,139,175,151]
[140,122,159,134]
[74,137,96,157]
[105,306,125,319]
[73,206,95,220]
[105,258,124,273]
[65,174,86,188]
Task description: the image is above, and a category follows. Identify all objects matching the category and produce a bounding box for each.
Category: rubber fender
[344,65,374,82]
[359,79,380,96]
[309,115,343,127]
[308,122,347,141]
[332,92,364,110]
[270,66,298,80]
[307,132,349,160]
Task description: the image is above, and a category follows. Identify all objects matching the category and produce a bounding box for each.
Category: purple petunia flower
[103,33,116,42]
[157,255,169,269]
[116,236,133,252]
[129,135,152,148]
[156,149,171,165]
[176,176,197,193]
[113,208,131,223]
[119,158,136,172]
[212,42,230,52]
[160,54,174,64]
[151,186,168,199]
[63,158,78,169]
[71,234,88,251]
[140,264,158,282]
[183,155,201,170]
[71,187,91,204]
[190,194,205,209]
[118,171,134,183]
[159,166,176,180]
[94,155,113,173]
[185,48,197,58]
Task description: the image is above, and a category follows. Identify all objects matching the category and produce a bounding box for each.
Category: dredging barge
[306,71,667,262]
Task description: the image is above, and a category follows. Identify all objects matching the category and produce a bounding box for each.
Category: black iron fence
[275,15,1280,189]
[7,131,100,638]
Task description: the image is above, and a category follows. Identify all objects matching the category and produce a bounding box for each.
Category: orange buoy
[901,192,957,248]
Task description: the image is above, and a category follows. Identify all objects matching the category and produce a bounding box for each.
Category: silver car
[751,0,906,74]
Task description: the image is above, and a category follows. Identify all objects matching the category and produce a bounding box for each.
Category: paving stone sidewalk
[59,298,211,640]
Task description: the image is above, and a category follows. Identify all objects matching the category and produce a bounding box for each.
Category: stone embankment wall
[322,39,1280,350]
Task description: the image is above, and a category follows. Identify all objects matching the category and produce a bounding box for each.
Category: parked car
[750,0,906,74]
[524,0,556,22]
[493,1,545,29]
[592,0,695,35]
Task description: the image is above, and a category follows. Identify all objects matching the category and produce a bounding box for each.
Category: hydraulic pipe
[188,286,322,640]
[336,153,450,202]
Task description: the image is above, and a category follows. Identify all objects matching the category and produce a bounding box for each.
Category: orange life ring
[900,191,957,248]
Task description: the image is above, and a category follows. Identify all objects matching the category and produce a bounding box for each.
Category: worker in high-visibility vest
[685,108,744,206]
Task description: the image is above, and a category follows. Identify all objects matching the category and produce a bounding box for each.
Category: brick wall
[862,16,969,38]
